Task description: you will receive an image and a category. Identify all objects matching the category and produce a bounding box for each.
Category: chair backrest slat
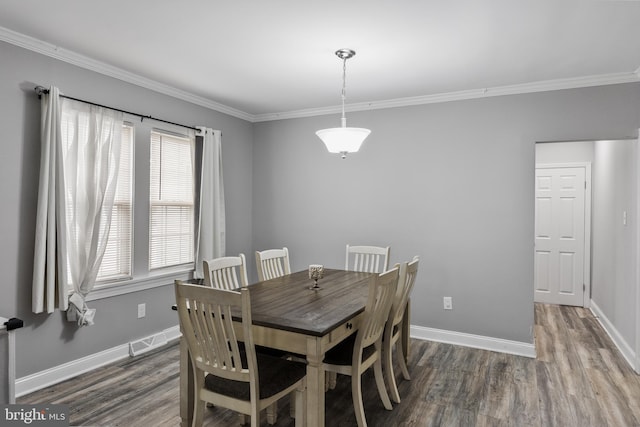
[255,247,291,281]
[204,254,249,290]
[346,245,390,273]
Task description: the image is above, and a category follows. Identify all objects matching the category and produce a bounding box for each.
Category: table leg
[306,340,325,427]
[179,336,194,427]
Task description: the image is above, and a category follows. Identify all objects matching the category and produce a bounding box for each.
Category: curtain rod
[34,86,198,132]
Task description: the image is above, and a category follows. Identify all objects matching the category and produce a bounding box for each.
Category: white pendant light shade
[316,126,370,156]
[317,48,371,159]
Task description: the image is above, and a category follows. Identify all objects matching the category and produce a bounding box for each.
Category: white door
[534,166,587,306]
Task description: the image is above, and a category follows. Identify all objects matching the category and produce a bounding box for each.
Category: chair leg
[193,398,205,427]
[328,371,337,389]
[266,402,278,425]
[294,386,305,427]
[374,358,393,410]
[290,393,296,418]
[193,373,205,427]
[250,406,259,427]
[384,336,401,404]
[352,372,368,427]
[397,339,411,380]
[238,413,248,425]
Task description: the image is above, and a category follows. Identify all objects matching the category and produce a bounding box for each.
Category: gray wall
[536,140,595,164]
[0,41,254,378]
[592,140,638,346]
[253,84,640,344]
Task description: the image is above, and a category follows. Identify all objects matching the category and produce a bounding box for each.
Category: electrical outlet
[137,303,146,319]
[443,297,452,310]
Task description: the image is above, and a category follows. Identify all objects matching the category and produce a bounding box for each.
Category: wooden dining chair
[255,246,302,418]
[328,245,390,391]
[323,267,399,427]
[174,282,307,427]
[203,254,249,290]
[383,256,419,403]
[255,247,291,281]
[202,253,281,422]
[345,245,390,273]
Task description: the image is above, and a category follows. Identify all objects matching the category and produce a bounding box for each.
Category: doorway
[535,138,640,374]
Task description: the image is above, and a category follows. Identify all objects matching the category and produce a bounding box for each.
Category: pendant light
[316,48,371,159]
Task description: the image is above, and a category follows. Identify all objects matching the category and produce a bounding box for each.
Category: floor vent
[129,332,168,357]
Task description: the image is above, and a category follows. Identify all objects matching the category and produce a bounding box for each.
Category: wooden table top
[176,269,375,337]
[246,269,374,337]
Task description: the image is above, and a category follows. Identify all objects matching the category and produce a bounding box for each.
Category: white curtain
[194,127,225,278]
[32,86,123,326]
[32,87,66,314]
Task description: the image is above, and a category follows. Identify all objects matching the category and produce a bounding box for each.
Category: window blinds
[149,130,195,269]
[96,124,133,280]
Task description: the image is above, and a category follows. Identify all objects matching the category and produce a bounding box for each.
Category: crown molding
[253,71,640,122]
[2,25,639,124]
[0,26,253,122]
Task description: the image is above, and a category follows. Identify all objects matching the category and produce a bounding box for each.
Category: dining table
[174,268,411,427]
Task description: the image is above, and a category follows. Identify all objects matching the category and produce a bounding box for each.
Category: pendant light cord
[341,56,347,127]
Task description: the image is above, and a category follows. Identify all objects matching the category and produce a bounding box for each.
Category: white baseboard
[410,325,537,358]
[589,300,636,371]
[164,324,182,342]
[16,325,181,398]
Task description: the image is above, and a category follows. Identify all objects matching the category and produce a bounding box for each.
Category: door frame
[535,162,592,308]
[635,131,640,374]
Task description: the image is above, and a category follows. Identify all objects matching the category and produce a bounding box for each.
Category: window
[51,102,200,302]
[149,130,195,270]
[82,119,197,300]
[97,124,133,281]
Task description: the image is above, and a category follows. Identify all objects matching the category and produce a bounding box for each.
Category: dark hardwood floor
[19,303,640,426]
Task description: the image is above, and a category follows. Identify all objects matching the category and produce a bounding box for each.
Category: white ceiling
[1,1,640,121]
